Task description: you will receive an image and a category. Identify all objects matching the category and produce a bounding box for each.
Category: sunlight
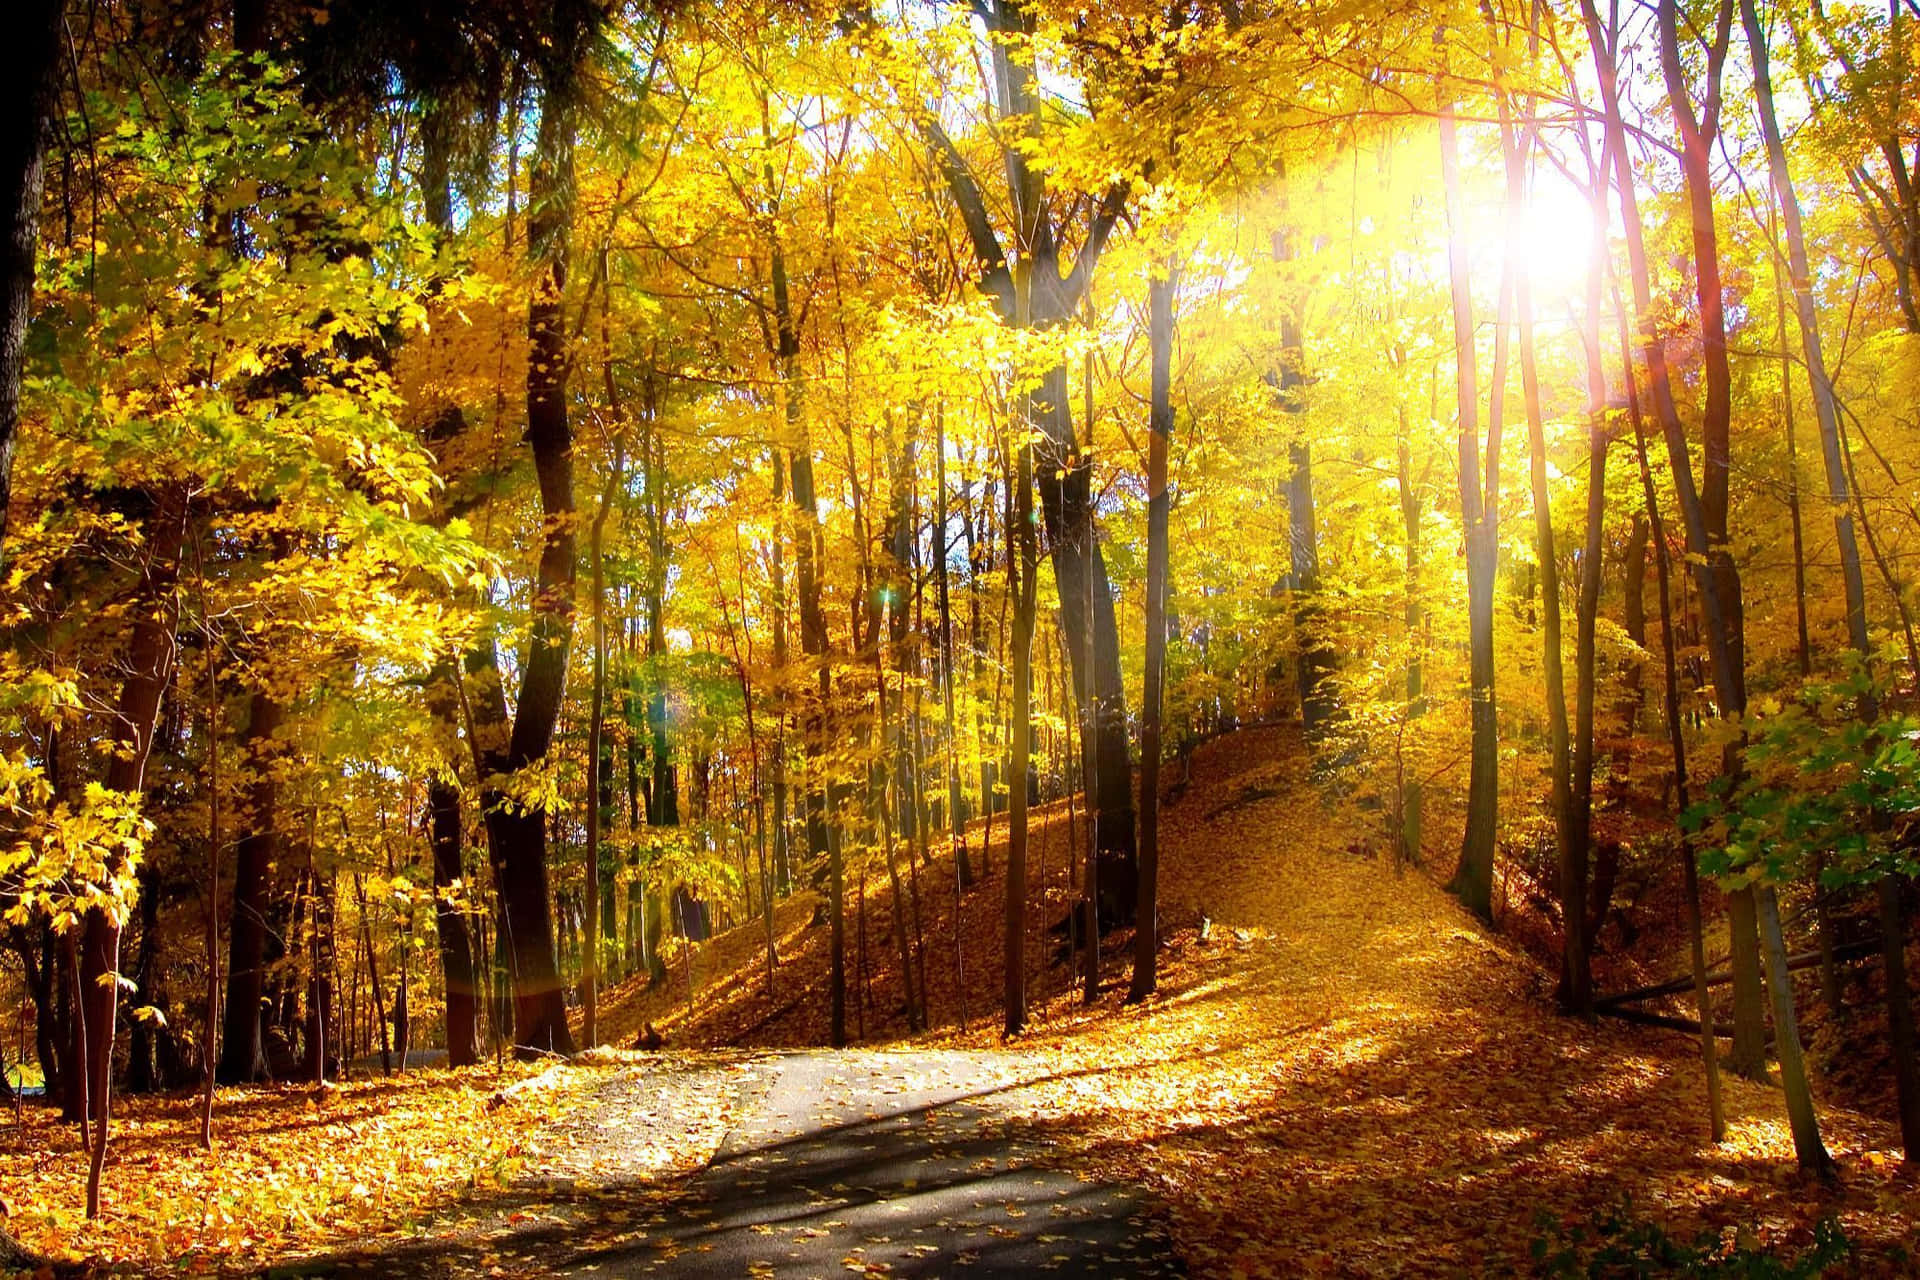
[1520,170,1599,302]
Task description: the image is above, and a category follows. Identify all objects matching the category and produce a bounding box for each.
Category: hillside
[590,725,1920,1275]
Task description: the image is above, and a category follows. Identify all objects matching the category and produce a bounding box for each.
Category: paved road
[558,1051,1179,1278]
[277,1050,1177,1279]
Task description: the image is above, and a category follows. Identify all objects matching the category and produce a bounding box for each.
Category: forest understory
[6,724,1915,1277]
[9,1,1920,1272]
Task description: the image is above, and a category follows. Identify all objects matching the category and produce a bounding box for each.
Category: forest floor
[582,722,1920,1276]
[10,723,1920,1276]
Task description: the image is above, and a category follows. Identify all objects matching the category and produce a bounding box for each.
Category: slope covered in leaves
[597,724,1920,1275]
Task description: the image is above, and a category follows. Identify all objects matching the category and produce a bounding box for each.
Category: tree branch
[1061,180,1129,312]
[923,116,1014,316]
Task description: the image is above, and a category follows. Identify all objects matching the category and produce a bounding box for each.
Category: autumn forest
[3,0,1920,1273]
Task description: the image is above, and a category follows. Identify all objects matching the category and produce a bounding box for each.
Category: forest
[2,0,1920,1273]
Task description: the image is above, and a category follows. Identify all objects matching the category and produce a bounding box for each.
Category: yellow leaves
[3,783,151,933]
[3,1061,605,1269]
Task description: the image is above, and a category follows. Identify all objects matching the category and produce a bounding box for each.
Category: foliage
[1531,1198,1851,1279]
[1691,671,1920,890]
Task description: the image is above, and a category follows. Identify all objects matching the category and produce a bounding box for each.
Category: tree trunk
[1757,885,1835,1176]
[965,489,993,876]
[1130,264,1174,1004]
[935,414,972,892]
[80,487,187,1216]
[1624,345,1727,1142]
[429,772,480,1067]
[1437,95,1500,922]
[769,448,793,897]
[766,209,840,1044]
[1272,229,1336,735]
[0,0,62,555]
[486,25,596,1057]
[304,869,334,1084]
[1772,217,1813,681]
[931,1,1135,924]
[1571,132,1611,960]
[1030,368,1137,926]
[582,440,623,1050]
[1875,878,1920,1157]
[125,871,165,1094]
[1744,0,1901,1148]
[1396,426,1425,866]
[219,689,284,1084]
[1583,0,1767,1073]
[1507,109,1585,1012]
[197,602,222,1145]
[356,873,392,1076]
[1005,437,1037,1036]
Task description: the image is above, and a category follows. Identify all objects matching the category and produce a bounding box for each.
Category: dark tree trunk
[643,405,677,985]
[1741,0,1865,1168]
[929,0,1134,925]
[220,690,283,1084]
[964,489,994,876]
[1029,373,1137,926]
[125,871,165,1094]
[768,217,839,1042]
[430,774,480,1066]
[304,872,334,1083]
[79,487,186,1216]
[483,20,597,1057]
[1437,95,1500,922]
[17,927,63,1107]
[582,431,622,1049]
[1004,437,1037,1036]
[1130,264,1174,1004]
[1572,132,1611,959]
[464,637,515,1047]
[1625,371,1727,1141]
[0,0,62,555]
[1878,878,1920,1156]
[1584,0,1768,1080]
[935,415,972,889]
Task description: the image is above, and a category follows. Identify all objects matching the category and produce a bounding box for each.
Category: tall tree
[482,1,602,1056]
[1437,87,1501,923]
[1130,262,1175,1003]
[926,0,1137,926]
[1580,0,1768,1079]
[1743,0,1901,1165]
[0,0,63,556]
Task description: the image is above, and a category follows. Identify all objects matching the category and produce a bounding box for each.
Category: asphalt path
[275,1049,1178,1279]
[556,1050,1179,1278]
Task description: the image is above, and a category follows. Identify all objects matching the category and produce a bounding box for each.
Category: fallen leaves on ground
[594,722,1920,1275]
[951,726,1920,1276]
[0,1052,707,1273]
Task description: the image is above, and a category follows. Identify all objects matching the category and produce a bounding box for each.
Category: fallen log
[1596,1005,1727,1037]
[1594,1004,1784,1052]
[1595,935,1879,1009]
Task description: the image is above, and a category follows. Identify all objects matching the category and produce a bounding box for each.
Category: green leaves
[1695,673,1920,891]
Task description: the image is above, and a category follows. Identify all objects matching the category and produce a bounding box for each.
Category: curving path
[556,1049,1178,1278]
[276,1049,1178,1279]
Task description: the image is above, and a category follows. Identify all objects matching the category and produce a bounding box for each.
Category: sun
[1518,170,1600,302]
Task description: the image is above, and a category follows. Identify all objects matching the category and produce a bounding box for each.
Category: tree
[1130,260,1174,1003]
[923,0,1138,927]
[480,1,602,1057]
[0,0,64,556]
[1437,81,1502,924]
